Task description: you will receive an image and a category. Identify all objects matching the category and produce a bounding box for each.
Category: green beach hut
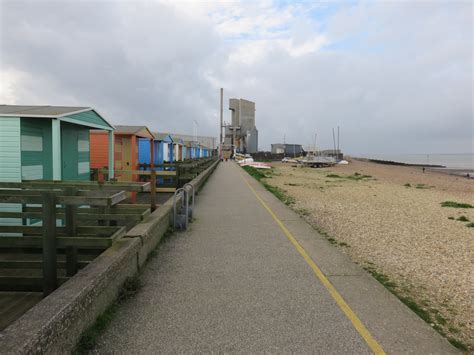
[0,105,115,182]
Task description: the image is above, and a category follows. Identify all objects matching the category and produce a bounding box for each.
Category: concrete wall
[0,159,220,354]
[227,98,257,154]
[246,127,258,154]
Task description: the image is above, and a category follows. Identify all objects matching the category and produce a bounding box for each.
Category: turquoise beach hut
[0,105,114,182]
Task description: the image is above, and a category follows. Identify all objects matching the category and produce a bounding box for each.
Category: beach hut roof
[0,104,113,130]
[169,134,185,144]
[152,132,174,142]
[114,125,154,139]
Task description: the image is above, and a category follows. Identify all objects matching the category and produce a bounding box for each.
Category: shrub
[441,201,474,208]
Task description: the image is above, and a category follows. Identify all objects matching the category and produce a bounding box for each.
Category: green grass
[435,313,447,325]
[448,338,468,351]
[415,183,429,189]
[327,237,337,245]
[456,215,469,222]
[441,201,474,208]
[365,267,398,289]
[242,166,295,206]
[295,207,310,216]
[362,266,471,350]
[74,276,142,354]
[399,296,433,324]
[326,172,372,181]
[242,165,269,181]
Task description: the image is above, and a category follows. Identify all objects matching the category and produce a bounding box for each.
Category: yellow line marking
[240,172,386,355]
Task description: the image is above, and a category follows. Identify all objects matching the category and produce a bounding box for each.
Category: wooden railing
[0,181,150,296]
[91,157,217,195]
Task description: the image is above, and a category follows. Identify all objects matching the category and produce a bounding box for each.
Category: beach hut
[90,125,154,182]
[0,105,114,182]
[138,133,169,166]
[170,135,185,161]
[0,105,114,226]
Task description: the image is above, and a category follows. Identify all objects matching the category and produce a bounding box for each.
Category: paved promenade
[94,162,456,353]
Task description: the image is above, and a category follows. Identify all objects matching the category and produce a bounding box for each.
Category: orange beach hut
[90,125,154,182]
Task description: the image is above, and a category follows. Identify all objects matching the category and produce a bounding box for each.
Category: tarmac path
[93,162,457,354]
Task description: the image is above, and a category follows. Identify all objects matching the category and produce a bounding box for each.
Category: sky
[0,0,472,154]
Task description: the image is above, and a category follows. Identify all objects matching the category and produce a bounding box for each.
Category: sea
[355,153,474,170]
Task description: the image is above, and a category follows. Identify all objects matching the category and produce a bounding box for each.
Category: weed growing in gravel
[415,184,429,189]
[447,338,468,351]
[242,166,272,181]
[401,297,434,323]
[242,166,295,206]
[466,222,474,228]
[448,216,455,220]
[364,267,397,289]
[456,216,469,222]
[326,173,372,181]
[441,201,474,208]
[361,266,470,350]
[404,183,411,187]
[435,314,447,325]
[264,184,295,206]
[295,208,310,216]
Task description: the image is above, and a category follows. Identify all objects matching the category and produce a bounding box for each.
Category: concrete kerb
[0,159,219,354]
[0,238,141,354]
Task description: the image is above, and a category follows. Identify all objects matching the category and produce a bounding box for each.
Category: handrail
[173,188,188,230]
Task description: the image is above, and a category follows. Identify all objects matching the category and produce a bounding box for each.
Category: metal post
[184,183,195,221]
[173,188,188,230]
[42,192,57,296]
[65,187,78,277]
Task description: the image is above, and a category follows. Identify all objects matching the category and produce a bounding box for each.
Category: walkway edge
[240,171,386,355]
[240,165,458,354]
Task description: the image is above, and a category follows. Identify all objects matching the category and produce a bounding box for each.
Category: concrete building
[225,98,258,154]
[271,143,304,156]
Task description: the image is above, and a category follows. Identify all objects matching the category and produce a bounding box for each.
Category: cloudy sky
[0,0,472,154]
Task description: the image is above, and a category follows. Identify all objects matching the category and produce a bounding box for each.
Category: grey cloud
[1,0,221,136]
[0,0,472,154]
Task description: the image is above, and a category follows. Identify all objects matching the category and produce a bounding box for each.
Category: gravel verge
[264,160,473,351]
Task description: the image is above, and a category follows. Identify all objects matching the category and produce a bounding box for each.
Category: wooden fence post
[150,170,157,211]
[65,187,78,277]
[42,192,57,296]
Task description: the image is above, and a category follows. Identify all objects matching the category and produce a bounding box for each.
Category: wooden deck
[0,291,43,331]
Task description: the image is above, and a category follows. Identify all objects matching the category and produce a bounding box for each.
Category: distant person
[422,167,425,173]
[467,173,470,179]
